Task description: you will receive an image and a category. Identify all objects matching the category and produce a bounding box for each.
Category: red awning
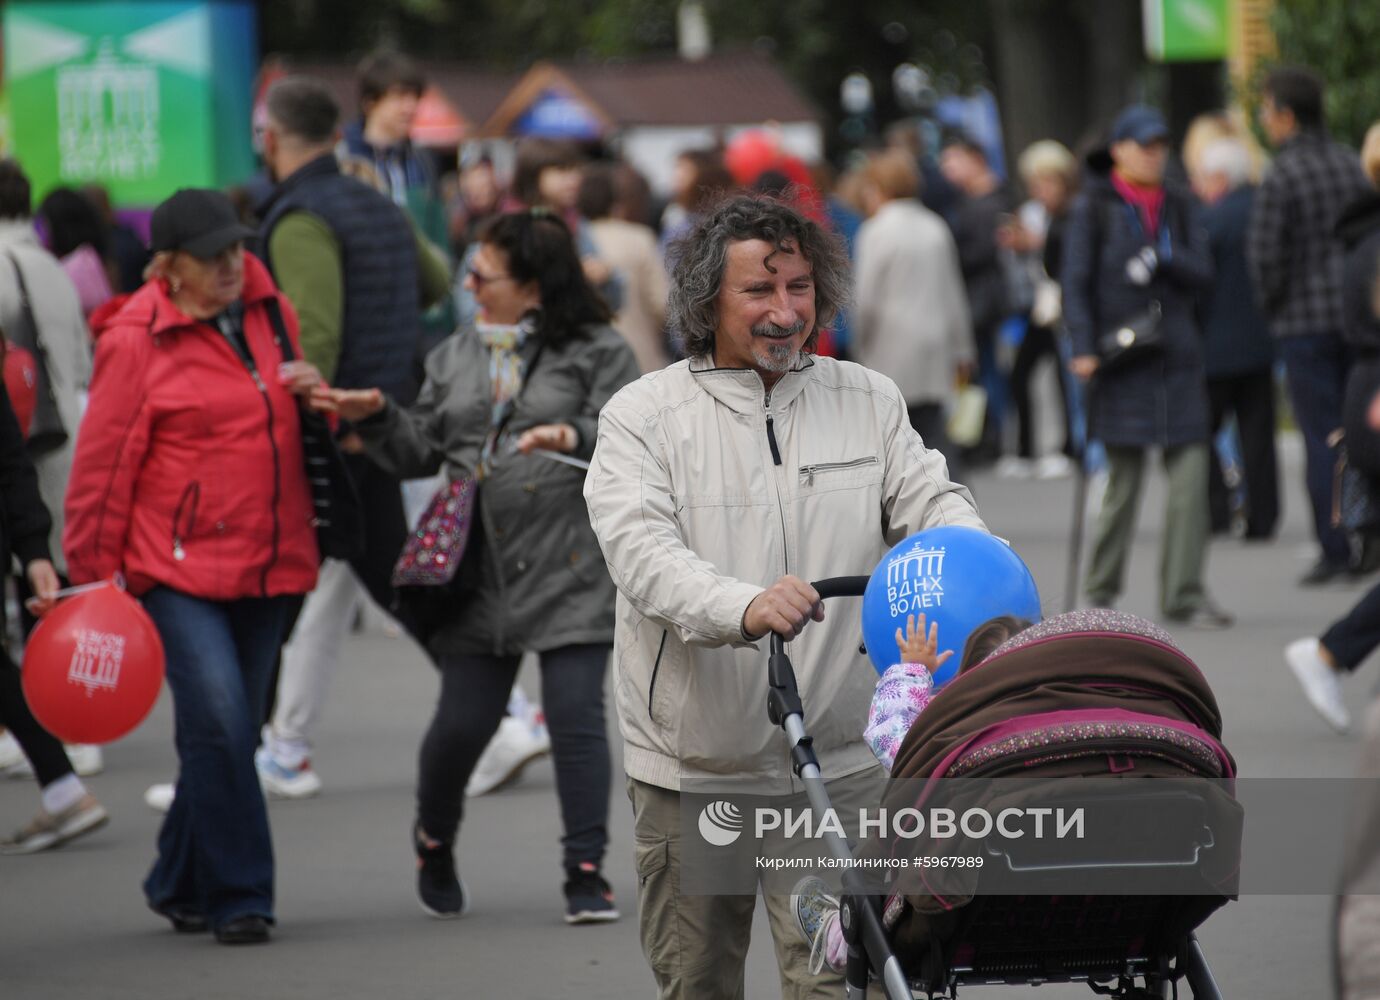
[410,86,467,147]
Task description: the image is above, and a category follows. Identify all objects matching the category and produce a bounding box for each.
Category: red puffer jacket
[64,253,319,600]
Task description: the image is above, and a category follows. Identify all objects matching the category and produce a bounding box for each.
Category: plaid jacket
[1248,129,1370,339]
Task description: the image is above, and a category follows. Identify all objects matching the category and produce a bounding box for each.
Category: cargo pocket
[634,835,675,973]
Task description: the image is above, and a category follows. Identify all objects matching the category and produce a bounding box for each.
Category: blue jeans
[1278,333,1353,567]
[140,588,293,928]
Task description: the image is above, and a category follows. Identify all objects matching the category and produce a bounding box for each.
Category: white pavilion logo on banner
[57,40,161,181]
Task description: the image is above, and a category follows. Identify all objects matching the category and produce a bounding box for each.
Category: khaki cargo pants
[627,767,886,1000]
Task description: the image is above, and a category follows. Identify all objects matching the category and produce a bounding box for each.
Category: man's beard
[750,318,808,374]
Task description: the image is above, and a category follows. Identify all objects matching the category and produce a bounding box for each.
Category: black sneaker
[1299,558,1350,586]
[414,824,467,919]
[563,862,619,924]
[214,914,270,945]
[149,902,208,934]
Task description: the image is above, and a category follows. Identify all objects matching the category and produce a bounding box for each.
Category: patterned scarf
[476,320,531,474]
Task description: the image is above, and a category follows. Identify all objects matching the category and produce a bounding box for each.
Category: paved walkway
[0,434,1368,998]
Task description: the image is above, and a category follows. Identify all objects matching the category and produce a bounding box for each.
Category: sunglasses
[467,267,515,287]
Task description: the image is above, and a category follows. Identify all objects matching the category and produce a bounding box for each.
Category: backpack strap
[262,295,295,365]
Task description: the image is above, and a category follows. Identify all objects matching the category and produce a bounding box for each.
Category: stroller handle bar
[768,575,869,658]
[762,573,910,1000]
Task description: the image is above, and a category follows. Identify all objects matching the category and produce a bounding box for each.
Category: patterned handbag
[392,475,477,587]
[1331,426,1380,538]
[1335,454,1380,538]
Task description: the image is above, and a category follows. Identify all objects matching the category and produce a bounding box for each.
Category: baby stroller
[768,578,1240,999]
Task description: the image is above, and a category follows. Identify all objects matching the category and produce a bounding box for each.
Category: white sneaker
[5,743,103,780]
[0,730,24,771]
[995,456,1033,479]
[144,783,175,813]
[255,747,323,799]
[1285,638,1351,732]
[466,715,551,797]
[1034,454,1075,479]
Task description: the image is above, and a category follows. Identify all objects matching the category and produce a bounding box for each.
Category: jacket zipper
[646,629,668,720]
[170,481,201,561]
[765,407,782,465]
[799,456,878,485]
[250,366,282,598]
[764,391,790,577]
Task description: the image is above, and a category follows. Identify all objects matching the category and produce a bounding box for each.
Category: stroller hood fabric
[874,609,1240,989]
[886,608,1229,788]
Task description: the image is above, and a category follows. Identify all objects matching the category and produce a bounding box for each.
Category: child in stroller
[782,601,1238,998]
[794,611,1034,974]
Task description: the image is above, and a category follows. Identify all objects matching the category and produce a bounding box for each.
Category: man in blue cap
[1062,104,1233,628]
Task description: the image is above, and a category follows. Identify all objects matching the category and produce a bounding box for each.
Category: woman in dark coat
[1061,105,1230,626]
[318,210,640,924]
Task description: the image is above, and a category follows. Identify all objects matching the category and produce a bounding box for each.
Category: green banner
[1144,0,1232,62]
[3,1,257,205]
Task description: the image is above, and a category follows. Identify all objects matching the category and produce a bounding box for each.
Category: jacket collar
[146,252,279,337]
[342,119,412,160]
[688,353,816,414]
[257,153,341,218]
[0,219,40,249]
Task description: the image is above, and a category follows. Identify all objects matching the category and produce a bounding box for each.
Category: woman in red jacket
[64,189,320,945]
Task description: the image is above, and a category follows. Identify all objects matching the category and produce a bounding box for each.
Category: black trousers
[0,646,71,787]
[1009,323,1073,459]
[1207,371,1280,539]
[1324,580,1380,672]
[417,643,612,871]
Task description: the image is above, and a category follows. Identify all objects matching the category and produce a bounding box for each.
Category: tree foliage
[262,0,992,128]
[1270,0,1380,147]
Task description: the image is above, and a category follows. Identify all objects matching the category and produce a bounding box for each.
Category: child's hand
[895,613,954,672]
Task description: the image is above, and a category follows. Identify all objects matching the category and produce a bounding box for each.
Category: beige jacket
[588,219,670,373]
[854,199,974,405]
[584,355,985,794]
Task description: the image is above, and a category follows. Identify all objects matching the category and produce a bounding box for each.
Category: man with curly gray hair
[585,194,984,999]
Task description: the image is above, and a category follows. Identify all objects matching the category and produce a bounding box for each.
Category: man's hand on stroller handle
[743,575,824,641]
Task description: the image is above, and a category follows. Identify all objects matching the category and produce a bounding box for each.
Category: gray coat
[357,323,640,656]
[0,221,91,573]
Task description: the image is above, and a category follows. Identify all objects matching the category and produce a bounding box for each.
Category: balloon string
[51,576,124,600]
[533,449,591,471]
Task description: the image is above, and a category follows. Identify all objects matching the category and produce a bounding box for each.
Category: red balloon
[724,129,781,186]
[22,584,165,744]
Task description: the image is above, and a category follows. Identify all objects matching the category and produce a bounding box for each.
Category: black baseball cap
[150,188,255,259]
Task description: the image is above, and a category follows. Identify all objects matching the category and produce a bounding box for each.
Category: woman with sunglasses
[317,210,639,924]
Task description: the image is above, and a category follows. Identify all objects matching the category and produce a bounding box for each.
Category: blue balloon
[862,526,1041,686]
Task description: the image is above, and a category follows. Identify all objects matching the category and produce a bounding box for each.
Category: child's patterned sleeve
[864,662,935,771]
